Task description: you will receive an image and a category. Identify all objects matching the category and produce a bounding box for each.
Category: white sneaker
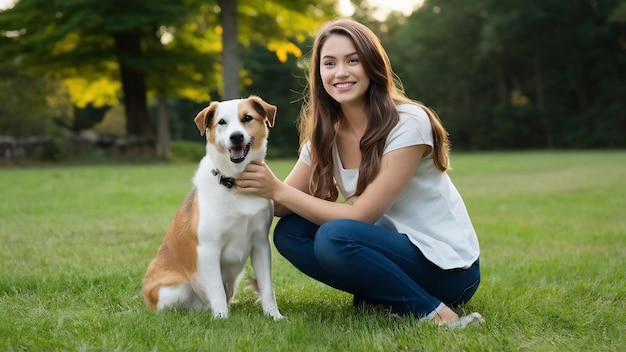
[445,312,485,329]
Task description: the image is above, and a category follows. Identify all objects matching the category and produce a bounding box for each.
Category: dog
[141,96,283,320]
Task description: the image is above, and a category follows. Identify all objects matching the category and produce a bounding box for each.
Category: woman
[236,18,483,328]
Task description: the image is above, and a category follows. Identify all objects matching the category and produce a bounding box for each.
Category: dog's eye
[218,119,227,125]
[242,115,253,123]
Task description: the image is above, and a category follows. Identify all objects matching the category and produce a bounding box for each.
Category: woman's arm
[272,160,311,217]
[237,144,426,225]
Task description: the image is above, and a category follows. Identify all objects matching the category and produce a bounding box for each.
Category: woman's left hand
[235,161,279,199]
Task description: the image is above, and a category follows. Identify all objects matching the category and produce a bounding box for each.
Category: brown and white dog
[141,96,282,320]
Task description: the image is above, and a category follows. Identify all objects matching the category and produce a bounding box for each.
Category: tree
[0,59,73,136]
[0,0,196,142]
[390,0,487,147]
[1,0,336,158]
[388,0,626,149]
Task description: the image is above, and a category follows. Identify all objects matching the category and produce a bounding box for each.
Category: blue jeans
[273,214,480,318]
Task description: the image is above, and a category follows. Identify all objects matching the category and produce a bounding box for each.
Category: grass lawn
[1,151,625,351]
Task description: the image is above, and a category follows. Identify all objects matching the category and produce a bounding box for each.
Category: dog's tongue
[230,147,245,163]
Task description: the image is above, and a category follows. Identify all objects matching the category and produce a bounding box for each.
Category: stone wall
[1,134,155,163]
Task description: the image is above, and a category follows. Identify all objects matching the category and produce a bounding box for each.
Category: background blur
[1,0,625,163]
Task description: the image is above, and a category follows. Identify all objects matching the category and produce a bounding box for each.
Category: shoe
[444,312,485,329]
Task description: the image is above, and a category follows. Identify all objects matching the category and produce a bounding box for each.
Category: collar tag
[212,168,235,188]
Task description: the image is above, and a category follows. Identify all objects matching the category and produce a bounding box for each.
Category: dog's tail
[141,280,161,310]
[141,271,197,310]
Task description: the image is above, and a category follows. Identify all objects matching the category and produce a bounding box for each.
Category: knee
[317,219,356,242]
[314,219,357,262]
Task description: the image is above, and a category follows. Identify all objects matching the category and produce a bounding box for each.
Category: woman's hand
[235,161,279,199]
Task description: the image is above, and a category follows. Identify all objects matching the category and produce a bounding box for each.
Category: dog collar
[212,168,235,188]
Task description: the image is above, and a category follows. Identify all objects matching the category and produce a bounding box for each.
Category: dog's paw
[266,309,284,321]
[212,310,229,319]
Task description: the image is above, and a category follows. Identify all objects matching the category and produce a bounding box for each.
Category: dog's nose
[230,132,244,145]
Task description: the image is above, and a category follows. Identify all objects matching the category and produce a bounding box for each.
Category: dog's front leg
[250,237,283,320]
[196,243,229,318]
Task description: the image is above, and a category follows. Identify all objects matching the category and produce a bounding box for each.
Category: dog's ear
[194,102,219,136]
[249,96,276,128]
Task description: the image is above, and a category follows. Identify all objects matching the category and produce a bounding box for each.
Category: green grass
[1,151,625,351]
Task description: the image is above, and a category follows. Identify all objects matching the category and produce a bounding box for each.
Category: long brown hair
[299,18,450,200]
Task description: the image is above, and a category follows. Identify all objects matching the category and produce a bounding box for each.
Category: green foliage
[0,0,337,158]
[238,0,626,152]
[2,0,625,152]
[169,140,206,162]
[387,0,626,149]
[0,59,74,136]
[609,0,626,22]
[0,0,218,138]
[39,124,69,161]
[237,0,336,53]
[0,152,625,350]
[0,0,336,105]
[220,0,336,99]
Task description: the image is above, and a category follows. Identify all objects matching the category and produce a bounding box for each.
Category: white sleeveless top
[299,103,480,269]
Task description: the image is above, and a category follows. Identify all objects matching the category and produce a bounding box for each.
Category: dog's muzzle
[229,133,255,163]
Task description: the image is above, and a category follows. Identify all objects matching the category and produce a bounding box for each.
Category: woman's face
[319,34,370,107]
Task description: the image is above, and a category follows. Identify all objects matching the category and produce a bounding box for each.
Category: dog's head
[194,96,276,173]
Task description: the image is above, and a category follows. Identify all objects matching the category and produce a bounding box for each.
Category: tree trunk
[218,0,240,100]
[496,59,508,105]
[114,31,154,140]
[534,56,553,148]
[156,87,170,159]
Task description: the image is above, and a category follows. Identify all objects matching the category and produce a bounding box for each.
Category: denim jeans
[273,214,480,318]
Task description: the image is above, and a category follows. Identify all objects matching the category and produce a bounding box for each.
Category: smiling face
[211,99,262,164]
[319,34,370,107]
[194,97,276,173]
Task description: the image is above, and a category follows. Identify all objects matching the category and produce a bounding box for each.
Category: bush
[169,140,205,162]
[40,125,69,161]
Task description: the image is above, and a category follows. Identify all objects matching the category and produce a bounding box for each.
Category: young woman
[236,18,483,328]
